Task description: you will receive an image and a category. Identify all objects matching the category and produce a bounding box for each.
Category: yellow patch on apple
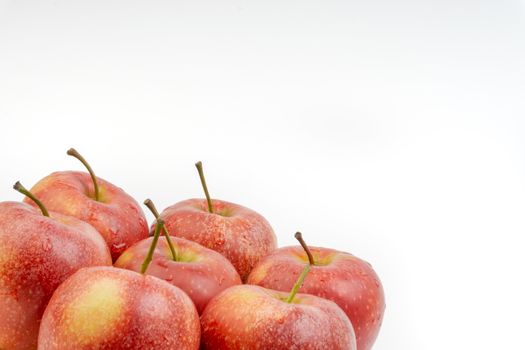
[63,278,124,344]
[247,262,270,281]
[177,249,200,263]
[29,175,54,192]
[116,250,133,266]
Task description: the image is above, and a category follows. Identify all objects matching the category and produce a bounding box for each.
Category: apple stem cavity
[141,218,165,274]
[67,148,100,201]
[295,232,315,265]
[144,199,177,261]
[13,181,50,217]
[195,161,213,213]
[286,263,311,303]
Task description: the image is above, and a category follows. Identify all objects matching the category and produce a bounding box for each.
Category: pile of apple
[0,149,385,350]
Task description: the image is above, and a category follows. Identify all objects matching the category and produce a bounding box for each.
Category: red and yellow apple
[247,233,385,350]
[24,149,148,260]
[115,201,242,314]
[0,183,111,350]
[156,162,277,280]
[38,266,201,350]
[201,263,356,349]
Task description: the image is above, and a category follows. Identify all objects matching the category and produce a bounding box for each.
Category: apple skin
[156,198,277,281]
[38,266,201,350]
[25,171,149,260]
[247,246,385,350]
[0,201,112,350]
[114,236,242,314]
[200,284,356,350]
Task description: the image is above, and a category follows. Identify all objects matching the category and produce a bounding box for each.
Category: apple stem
[141,218,164,274]
[195,161,213,213]
[143,199,177,261]
[67,148,100,201]
[295,232,315,265]
[286,263,311,303]
[13,181,50,217]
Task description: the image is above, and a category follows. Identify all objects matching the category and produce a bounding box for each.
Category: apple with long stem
[37,219,201,350]
[115,199,241,314]
[200,233,356,350]
[155,161,277,280]
[247,232,385,350]
[24,148,149,260]
[0,182,111,350]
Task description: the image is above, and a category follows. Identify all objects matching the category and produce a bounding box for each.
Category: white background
[1,1,524,349]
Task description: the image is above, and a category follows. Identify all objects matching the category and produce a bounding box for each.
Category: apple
[38,220,201,350]
[115,199,242,314]
[24,148,149,260]
[247,232,385,350]
[0,182,112,350]
[200,255,357,349]
[156,161,277,280]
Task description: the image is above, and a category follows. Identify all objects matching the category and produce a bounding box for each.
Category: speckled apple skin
[38,266,201,350]
[114,236,241,313]
[25,171,149,260]
[0,201,112,350]
[246,246,385,350]
[200,284,356,350]
[157,199,277,281]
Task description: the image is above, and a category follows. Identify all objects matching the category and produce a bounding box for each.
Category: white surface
[1,1,524,349]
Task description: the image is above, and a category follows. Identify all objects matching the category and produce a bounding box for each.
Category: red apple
[115,199,242,314]
[156,161,277,280]
[201,259,356,349]
[24,148,148,260]
[247,233,385,350]
[0,182,111,350]
[37,266,201,349]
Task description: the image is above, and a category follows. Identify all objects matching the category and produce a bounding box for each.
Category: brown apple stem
[286,263,311,303]
[295,232,315,265]
[195,161,213,213]
[141,218,164,274]
[143,199,177,261]
[13,181,49,217]
[67,148,100,201]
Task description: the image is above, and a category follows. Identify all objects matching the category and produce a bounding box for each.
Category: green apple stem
[195,161,213,213]
[141,218,164,274]
[13,181,49,217]
[295,232,315,265]
[286,263,311,303]
[143,199,177,261]
[67,148,100,201]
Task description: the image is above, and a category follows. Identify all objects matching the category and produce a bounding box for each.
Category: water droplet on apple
[112,242,126,252]
[108,228,118,239]
[41,238,52,252]
[156,259,169,268]
[128,203,138,213]
[214,236,225,246]
[359,270,369,278]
